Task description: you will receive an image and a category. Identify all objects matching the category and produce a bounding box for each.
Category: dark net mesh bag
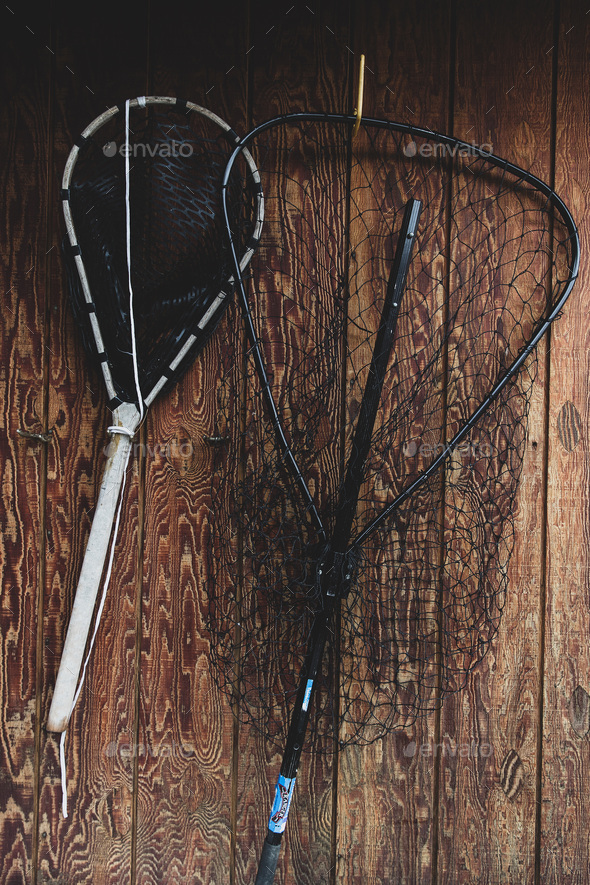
[63,98,259,407]
[206,115,578,752]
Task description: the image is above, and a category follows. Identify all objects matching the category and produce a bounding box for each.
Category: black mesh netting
[206,117,577,751]
[64,101,255,404]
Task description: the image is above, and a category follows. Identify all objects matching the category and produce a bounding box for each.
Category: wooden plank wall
[0,1,588,883]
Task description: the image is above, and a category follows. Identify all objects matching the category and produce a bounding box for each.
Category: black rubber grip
[255,837,282,885]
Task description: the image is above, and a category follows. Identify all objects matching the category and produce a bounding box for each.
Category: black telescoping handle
[331,197,422,552]
[254,607,332,884]
[254,199,422,885]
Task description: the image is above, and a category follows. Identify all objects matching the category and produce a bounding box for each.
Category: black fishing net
[207,116,578,750]
[63,99,258,405]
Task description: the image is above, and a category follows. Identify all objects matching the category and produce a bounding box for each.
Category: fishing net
[206,115,578,751]
[48,97,262,738]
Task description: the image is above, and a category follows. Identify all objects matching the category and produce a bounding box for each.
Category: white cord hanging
[60,98,144,817]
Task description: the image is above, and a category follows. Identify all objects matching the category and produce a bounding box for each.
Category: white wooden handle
[47,404,140,732]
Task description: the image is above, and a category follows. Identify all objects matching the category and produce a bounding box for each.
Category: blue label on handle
[268,775,296,833]
[302,678,313,711]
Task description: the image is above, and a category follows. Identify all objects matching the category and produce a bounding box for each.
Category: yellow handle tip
[353,53,366,138]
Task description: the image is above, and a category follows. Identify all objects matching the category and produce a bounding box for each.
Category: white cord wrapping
[60,99,145,817]
[107,425,134,437]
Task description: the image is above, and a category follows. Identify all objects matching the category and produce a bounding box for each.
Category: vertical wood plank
[541,2,590,882]
[338,5,452,883]
[240,4,351,883]
[134,4,250,883]
[437,3,555,883]
[0,5,52,882]
[38,3,148,881]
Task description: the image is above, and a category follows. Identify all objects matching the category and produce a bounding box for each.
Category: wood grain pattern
[568,686,590,738]
[38,3,147,882]
[0,3,588,883]
[337,6,452,883]
[240,4,351,883]
[540,1,590,881]
[437,2,555,883]
[0,5,52,882]
[557,401,582,452]
[137,398,233,884]
[135,6,250,884]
